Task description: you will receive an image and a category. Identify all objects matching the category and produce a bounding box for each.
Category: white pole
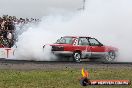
[83,0,86,10]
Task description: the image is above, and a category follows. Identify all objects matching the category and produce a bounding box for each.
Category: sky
[0,0,82,18]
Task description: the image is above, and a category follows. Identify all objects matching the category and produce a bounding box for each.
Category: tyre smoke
[14,0,132,62]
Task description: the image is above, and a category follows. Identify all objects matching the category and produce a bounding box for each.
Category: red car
[44,36,118,62]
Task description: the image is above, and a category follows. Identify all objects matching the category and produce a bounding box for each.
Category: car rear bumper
[52,51,73,56]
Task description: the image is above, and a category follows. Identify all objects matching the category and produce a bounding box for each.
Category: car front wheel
[104,51,116,62]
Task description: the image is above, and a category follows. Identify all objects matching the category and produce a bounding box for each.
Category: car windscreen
[56,37,74,44]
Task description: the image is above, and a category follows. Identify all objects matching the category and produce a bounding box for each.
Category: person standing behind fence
[1,20,6,30]
[7,30,12,48]
[0,36,5,48]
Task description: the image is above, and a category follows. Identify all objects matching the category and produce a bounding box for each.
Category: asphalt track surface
[0,58,132,70]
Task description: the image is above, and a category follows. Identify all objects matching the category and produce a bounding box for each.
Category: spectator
[0,15,39,48]
[0,36,5,48]
[7,30,12,48]
[1,20,6,30]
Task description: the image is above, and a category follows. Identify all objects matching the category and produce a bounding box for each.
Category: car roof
[63,36,92,38]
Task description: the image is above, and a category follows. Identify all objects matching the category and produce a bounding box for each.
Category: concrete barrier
[0,48,15,59]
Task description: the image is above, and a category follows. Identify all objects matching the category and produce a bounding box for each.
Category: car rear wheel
[73,52,81,62]
[104,51,116,62]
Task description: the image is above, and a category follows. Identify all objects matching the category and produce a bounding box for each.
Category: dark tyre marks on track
[0,59,132,70]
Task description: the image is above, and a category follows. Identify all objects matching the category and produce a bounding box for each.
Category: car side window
[78,38,89,45]
[89,38,100,46]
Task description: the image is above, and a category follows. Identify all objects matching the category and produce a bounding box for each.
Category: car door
[78,37,91,58]
[88,38,105,57]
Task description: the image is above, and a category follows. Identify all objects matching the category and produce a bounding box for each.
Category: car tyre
[104,51,116,62]
[73,52,81,62]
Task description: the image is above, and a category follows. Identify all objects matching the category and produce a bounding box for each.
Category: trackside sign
[0,48,15,59]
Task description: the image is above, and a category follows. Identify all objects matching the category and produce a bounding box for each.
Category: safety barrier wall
[0,48,15,59]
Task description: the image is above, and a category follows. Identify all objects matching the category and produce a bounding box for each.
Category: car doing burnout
[43,36,118,62]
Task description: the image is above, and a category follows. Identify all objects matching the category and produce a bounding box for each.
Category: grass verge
[0,68,131,88]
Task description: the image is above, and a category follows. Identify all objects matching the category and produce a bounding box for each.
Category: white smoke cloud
[14,0,132,62]
[13,21,59,61]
